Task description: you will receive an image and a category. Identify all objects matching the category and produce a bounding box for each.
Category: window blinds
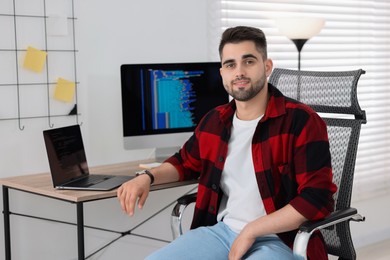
[208,0,390,201]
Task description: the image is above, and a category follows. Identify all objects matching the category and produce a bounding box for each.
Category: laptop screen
[43,125,89,186]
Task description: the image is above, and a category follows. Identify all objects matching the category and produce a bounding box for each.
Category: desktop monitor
[120,62,229,159]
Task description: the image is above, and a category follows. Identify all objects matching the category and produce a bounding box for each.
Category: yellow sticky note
[54,78,76,103]
[23,46,47,73]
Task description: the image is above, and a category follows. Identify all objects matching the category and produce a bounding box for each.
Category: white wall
[78,0,215,166]
[0,0,388,259]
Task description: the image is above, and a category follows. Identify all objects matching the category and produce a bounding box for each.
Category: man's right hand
[117,162,180,217]
[117,174,151,216]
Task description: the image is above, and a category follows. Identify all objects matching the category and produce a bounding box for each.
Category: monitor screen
[120,62,229,158]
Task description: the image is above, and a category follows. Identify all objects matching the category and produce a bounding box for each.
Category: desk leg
[76,202,85,260]
[3,186,11,260]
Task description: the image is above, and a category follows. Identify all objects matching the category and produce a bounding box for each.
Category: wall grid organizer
[0,0,80,130]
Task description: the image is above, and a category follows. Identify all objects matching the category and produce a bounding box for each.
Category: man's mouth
[233,78,250,87]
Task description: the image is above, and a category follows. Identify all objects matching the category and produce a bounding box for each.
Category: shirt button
[218,156,224,162]
[209,206,215,212]
[211,184,218,190]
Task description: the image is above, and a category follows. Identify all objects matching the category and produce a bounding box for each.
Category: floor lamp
[275,17,325,70]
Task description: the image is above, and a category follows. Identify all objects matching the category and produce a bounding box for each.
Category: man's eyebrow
[222,54,258,66]
[222,59,235,66]
[242,54,258,60]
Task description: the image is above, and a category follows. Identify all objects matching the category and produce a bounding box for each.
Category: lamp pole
[291,39,309,101]
[291,39,308,71]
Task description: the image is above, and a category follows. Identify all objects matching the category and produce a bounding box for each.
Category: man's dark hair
[219,26,268,60]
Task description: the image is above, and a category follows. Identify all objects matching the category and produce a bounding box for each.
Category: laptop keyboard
[70,175,113,187]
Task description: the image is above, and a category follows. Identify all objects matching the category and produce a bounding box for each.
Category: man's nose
[235,65,245,78]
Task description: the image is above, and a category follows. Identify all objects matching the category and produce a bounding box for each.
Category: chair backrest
[269,68,366,259]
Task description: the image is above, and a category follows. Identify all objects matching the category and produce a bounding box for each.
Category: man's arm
[117,162,180,216]
[229,204,306,260]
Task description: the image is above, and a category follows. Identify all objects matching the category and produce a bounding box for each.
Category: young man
[117,26,337,260]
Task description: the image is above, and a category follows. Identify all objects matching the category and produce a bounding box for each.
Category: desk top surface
[0,160,197,203]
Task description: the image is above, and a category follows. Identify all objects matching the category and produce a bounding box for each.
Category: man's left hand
[228,225,256,260]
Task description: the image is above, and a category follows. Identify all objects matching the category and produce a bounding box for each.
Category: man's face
[219,41,272,101]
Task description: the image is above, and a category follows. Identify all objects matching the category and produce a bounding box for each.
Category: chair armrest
[177,192,197,205]
[171,192,198,239]
[293,207,365,259]
[300,207,365,233]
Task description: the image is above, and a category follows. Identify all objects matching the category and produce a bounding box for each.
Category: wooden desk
[0,160,197,260]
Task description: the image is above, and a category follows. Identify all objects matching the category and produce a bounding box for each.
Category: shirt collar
[263,83,287,120]
[219,83,287,124]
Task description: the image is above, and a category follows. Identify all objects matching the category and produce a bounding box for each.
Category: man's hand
[117,162,180,217]
[117,174,151,216]
[228,204,307,259]
[228,224,256,260]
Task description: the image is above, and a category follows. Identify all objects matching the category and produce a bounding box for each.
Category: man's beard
[226,76,266,102]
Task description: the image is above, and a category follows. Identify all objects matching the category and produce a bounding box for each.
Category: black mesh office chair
[170,68,366,260]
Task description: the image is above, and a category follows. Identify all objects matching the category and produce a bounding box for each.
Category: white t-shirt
[217,113,266,233]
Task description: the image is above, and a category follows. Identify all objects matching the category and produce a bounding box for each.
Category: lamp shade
[275,17,325,40]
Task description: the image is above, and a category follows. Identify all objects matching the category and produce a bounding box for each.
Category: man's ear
[265,59,273,77]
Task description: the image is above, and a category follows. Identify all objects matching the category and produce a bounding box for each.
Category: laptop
[43,124,134,191]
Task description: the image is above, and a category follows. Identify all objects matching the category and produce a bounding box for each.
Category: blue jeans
[146,222,295,260]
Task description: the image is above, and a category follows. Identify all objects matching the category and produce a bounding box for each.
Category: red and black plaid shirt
[166,84,337,259]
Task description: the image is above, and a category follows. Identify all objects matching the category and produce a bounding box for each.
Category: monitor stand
[155,146,181,162]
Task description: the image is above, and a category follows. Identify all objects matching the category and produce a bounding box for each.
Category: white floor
[357,239,390,260]
[329,239,390,259]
